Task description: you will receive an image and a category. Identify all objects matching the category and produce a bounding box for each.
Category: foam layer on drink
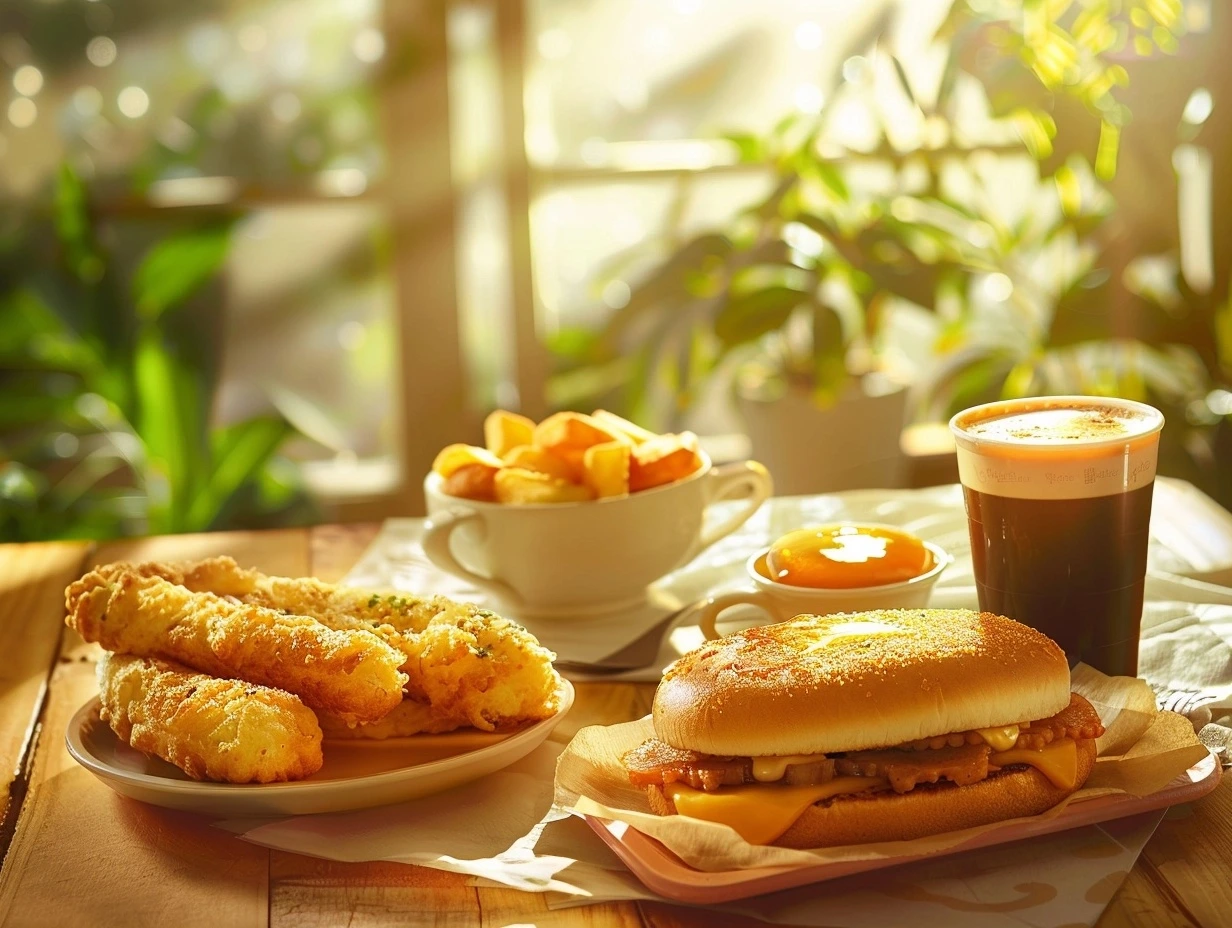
[950,398,1163,500]
[964,406,1158,444]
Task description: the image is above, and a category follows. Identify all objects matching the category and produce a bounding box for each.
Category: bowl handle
[697,588,776,641]
[421,508,526,609]
[692,460,773,555]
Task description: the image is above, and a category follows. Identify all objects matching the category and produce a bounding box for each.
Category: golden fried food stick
[101,556,562,735]
[318,699,447,740]
[318,605,562,737]
[88,557,256,597]
[67,568,406,725]
[98,652,323,783]
[240,580,562,734]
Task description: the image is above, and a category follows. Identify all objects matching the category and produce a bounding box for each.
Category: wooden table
[1,524,1229,928]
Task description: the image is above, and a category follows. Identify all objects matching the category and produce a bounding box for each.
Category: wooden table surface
[1,524,1229,928]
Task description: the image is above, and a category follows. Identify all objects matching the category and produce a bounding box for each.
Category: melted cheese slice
[989,737,1078,790]
[751,754,827,783]
[975,725,1021,752]
[670,739,1082,846]
[668,777,888,845]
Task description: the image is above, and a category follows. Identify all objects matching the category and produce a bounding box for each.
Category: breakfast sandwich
[623,608,1104,847]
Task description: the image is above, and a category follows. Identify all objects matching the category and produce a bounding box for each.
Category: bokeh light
[117,86,150,119]
[72,86,104,116]
[13,65,44,96]
[7,98,37,129]
[86,36,118,67]
[353,28,386,63]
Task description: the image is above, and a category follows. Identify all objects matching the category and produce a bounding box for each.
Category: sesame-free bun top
[652,609,1070,756]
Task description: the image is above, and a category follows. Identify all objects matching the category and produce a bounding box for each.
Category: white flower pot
[736,382,908,496]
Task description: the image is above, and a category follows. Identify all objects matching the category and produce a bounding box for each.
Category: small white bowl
[695,529,951,640]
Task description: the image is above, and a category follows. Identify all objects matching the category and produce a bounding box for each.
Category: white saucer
[66,680,574,817]
[514,588,689,666]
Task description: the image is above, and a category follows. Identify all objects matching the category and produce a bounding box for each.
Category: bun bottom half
[645,738,1097,849]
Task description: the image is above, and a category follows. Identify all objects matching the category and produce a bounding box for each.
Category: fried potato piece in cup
[583,440,631,498]
[629,430,704,492]
[442,462,498,501]
[97,652,323,783]
[501,444,580,482]
[66,568,407,725]
[432,444,503,478]
[494,466,595,504]
[483,410,536,458]
[591,409,657,444]
[433,444,504,501]
[531,411,632,471]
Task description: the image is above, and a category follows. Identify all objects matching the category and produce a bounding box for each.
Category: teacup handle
[692,460,773,556]
[421,508,527,609]
[697,588,777,641]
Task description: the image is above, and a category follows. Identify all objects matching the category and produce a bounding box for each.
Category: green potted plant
[0,165,315,540]
[550,0,1223,496]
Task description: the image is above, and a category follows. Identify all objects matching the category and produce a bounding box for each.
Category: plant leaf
[722,132,764,163]
[52,164,105,285]
[889,55,918,108]
[186,415,295,529]
[802,158,850,202]
[132,221,234,322]
[713,286,807,349]
[811,303,847,406]
[133,323,206,531]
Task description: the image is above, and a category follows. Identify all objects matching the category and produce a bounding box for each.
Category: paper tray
[585,752,1222,904]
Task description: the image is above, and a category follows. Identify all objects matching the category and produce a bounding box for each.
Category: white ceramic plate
[66,680,574,816]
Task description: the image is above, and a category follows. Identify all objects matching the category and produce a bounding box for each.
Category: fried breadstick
[101,556,562,735]
[239,579,562,734]
[67,568,406,725]
[98,652,323,783]
[88,556,256,597]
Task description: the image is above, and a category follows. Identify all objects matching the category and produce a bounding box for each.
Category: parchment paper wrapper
[556,664,1211,872]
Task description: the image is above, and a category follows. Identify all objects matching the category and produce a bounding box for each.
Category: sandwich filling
[625,692,1103,797]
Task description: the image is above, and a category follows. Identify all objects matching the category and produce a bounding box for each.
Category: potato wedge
[432,443,503,478]
[583,440,631,498]
[483,410,535,458]
[441,463,498,501]
[494,467,595,505]
[502,444,580,482]
[629,431,704,492]
[532,411,632,455]
[591,409,657,445]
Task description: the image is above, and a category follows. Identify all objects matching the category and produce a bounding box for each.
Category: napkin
[226,754,1168,928]
[225,669,1209,927]
[346,479,1232,690]
[223,480,1232,926]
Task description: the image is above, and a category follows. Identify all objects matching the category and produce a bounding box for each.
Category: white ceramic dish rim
[66,678,574,797]
[746,526,952,595]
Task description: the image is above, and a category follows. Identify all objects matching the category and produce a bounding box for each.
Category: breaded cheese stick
[240,581,561,733]
[89,556,257,597]
[67,568,406,725]
[98,652,323,783]
[89,557,562,734]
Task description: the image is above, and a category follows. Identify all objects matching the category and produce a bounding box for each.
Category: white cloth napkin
[224,736,1169,927]
[225,478,1232,926]
[344,478,1232,687]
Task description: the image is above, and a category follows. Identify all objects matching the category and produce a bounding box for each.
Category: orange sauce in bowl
[756,524,933,589]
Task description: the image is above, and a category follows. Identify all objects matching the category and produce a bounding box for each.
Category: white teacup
[422,453,772,619]
[696,535,951,640]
